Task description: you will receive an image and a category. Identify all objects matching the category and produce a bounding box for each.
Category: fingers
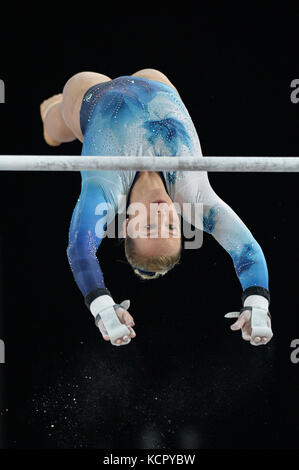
[251,317,273,346]
[242,331,273,346]
[115,308,135,332]
[97,320,110,341]
[123,310,135,327]
[230,310,252,331]
[251,332,273,346]
[254,337,267,344]
[253,336,262,345]
[114,325,136,345]
[98,315,136,346]
[230,316,247,331]
[251,336,266,346]
[114,337,131,346]
[241,329,251,341]
[127,325,136,337]
[114,307,134,325]
[229,310,273,346]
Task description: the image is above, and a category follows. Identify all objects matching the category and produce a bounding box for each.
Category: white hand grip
[119,299,130,311]
[100,304,130,345]
[250,307,271,345]
[224,312,240,318]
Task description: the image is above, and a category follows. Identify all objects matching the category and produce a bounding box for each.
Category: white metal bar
[0,155,299,172]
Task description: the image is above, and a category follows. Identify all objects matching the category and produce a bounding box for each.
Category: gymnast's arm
[201,183,273,344]
[176,171,268,295]
[178,170,272,344]
[66,178,136,344]
[66,179,112,303]
[201,182,270,302]
[177,170,270,306]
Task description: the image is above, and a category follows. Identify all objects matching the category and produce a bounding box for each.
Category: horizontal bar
[0,155,299,172]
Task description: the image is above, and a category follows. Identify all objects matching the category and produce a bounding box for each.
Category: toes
[254,336,261,344]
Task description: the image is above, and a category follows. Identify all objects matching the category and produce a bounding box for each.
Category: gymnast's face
[125,199,181,256]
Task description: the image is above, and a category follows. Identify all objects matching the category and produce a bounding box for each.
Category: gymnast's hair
[124,236,182,280]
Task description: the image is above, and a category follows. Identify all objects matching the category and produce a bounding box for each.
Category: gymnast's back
[78,75,207,215]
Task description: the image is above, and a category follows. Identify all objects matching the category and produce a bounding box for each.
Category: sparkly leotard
[66,76,269,308]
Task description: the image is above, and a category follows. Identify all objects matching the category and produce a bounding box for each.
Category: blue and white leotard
[66,76,269,308]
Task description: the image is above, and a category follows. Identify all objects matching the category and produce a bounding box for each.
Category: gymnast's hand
[225,308,273,346]
[97,305,136,346]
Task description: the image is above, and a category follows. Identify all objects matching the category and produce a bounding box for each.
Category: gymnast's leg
[132,68,180,95]
[40,72,111,146]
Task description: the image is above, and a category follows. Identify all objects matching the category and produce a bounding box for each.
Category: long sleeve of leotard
[66,177,113,304]
[177,171,269,293]
[201,182,269,292]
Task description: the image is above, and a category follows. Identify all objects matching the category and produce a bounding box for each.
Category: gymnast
[40,69,273,347]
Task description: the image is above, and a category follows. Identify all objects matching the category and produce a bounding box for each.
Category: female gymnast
[40,69,273,347]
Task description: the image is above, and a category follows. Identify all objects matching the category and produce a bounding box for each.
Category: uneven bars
[1,155,299,172]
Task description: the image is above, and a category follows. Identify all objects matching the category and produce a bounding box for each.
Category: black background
[0,6,299,450]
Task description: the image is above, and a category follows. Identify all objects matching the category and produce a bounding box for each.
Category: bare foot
[40,94,63,146]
